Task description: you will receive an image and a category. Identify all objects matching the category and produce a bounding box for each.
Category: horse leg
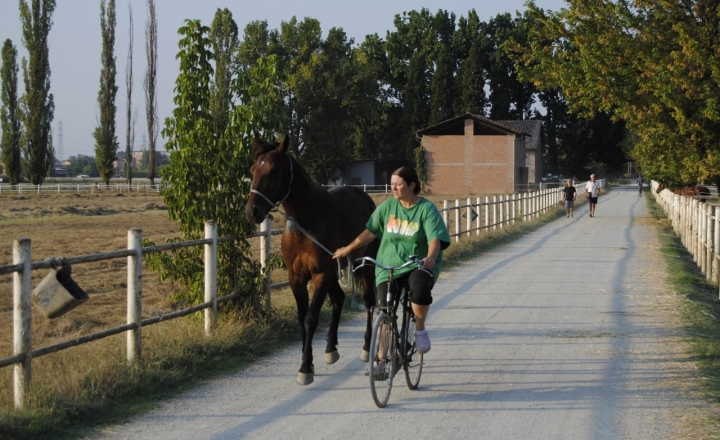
[360,261,376,362]
[323,278,345,364]
[296,272,330,386]
[289,273,310,357]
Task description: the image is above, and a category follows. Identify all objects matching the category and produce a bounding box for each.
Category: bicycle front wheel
[403,309,423,390]
[368,312,395,408]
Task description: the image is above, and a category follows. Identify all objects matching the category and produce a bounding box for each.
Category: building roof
[495,120,542,151]
[416,113,525,136]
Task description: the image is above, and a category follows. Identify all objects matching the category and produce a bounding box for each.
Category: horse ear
[277,136,289,153]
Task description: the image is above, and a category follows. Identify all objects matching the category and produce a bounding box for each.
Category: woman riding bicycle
[334,166,450,374]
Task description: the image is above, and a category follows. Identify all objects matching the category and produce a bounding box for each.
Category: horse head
[656,182,666,193]
[245,136,293,224]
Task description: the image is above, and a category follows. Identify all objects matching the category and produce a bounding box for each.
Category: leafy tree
[46,125,54,176]
[66,155,99,177]
[209,8,238,135]
[453,10,489,116]
[151,19,283,308]
[93,0,119,185]
[124,4,135,185]
[1,39,22,184]
[429,10,456,124]
[144,0,158,185]
[516,1,720,186]
[19,0,55,185]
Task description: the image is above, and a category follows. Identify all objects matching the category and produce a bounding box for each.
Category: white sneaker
[415,330,431,354]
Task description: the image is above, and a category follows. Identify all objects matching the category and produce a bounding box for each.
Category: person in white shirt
[585,174,601,217]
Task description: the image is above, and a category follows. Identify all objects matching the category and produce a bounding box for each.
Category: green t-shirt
[366,197,451,286]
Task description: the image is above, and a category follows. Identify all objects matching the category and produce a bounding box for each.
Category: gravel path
[96,187,709,439]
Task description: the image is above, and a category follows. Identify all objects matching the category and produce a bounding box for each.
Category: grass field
[0,188,567,439]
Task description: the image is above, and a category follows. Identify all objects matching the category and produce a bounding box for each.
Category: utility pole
[57,120,64,161]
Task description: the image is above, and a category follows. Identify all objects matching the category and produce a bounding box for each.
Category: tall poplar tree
[144,0,158,185]
[125,4,135,185]
[19,0,55,185]
[210,8,238,136]
[1,39,22,184]
[94,0,119,185]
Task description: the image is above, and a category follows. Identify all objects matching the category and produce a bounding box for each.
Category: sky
[0,0,568,160]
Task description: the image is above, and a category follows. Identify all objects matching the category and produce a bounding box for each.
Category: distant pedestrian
[561,179,576,218]
[585,174,601,217]
[637,176,644,197]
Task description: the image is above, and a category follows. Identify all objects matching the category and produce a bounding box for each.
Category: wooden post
[705,204,711,281]
[499,195,504,229]
[260,217,272,310]
[523,193,527,221]
[205,221,218,334]
[715,206,720,284]
[493,196,498,230]
[476,197,482,236]
[127,229,142,363]
[511,194,516,224]
[13,238,31,410]
[466,197,472,237]
[484,196,490,233]
[455,199,460,242]
[443,200,448,228]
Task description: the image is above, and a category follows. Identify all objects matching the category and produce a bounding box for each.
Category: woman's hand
[422,255,436,269]
[333,247,350,259]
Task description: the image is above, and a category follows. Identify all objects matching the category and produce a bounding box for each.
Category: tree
[46,126,54,176]
[153,19,283,308]
[93,0,118,185]
[453,10,489,116]
[66,154,99,177]
[1,39,22,184]
[19,0,55,185]
[209,8,238,136]
[125,4,136,185]
[144,0,158,185]
[429,10,456,124]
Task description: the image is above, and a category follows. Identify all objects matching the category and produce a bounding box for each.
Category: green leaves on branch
[148,18,283,309]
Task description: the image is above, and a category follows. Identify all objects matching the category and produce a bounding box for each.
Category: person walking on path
[585,174,601,217]
[637,176,644,197]
[561,179,577,218]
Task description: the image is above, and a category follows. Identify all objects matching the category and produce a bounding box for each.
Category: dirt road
[96,187,714,439]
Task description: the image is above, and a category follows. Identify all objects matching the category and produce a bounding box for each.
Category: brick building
[417,114,542,195]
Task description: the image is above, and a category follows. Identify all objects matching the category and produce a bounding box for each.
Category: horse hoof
[360,349,369,362]
[297,372,314,385]
[325,350,339,364]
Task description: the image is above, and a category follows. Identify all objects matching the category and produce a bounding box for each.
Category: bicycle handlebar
[353,255,433,277]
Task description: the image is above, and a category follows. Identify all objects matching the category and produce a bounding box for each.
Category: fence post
[127,229,142,363]
[511,194,516,224]
[466,197,472,237]
[499,195,504,229]
[706,204,713,281]
[476,197,482,235]
[455,199,460,242]
[484,197,490,233]
[13,238,31,410]
[492,196,498,230]
[715,206,720,285]
[205,221,218,334]
[443,200,448,228]
[522,193,527,221]
[260,217,272,310]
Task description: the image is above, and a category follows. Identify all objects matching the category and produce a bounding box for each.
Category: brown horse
[656,183,711,198]
[244,137,379,385]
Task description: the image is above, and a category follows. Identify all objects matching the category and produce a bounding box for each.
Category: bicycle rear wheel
[369,312,395,408]
[403,309,423,390]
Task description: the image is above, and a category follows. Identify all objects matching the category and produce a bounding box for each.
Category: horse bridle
[250,153,294,210]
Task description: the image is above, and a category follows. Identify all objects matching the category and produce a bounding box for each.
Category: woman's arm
[333,229,376,259]
[422,238,442,269]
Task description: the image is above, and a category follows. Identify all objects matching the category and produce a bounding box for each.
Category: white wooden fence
[0,183,599,409]
[0,183,167,194]
[650,180,720,292]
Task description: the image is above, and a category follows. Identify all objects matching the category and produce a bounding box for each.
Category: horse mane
[252,138,279,159]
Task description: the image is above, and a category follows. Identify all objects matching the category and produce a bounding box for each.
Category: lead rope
[250,154,354,290]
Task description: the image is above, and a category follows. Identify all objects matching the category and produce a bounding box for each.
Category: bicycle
[353,255,432,408]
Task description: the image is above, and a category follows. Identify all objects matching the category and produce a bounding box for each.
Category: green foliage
[153,19,283,308]
[515,1,720,185]
[414,144,427,191]
[93,0,119,185]
[66,154,99,177]
[1,39,22,184]
[19,0,55,185]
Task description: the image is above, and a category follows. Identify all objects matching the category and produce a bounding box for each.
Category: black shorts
[376,268,435,307]
[588,196,598,204]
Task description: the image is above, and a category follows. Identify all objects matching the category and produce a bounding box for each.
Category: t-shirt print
[386,215,420,237]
